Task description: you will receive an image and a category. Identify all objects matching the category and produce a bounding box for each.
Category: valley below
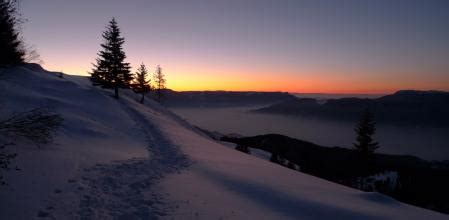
[170,106,449,161]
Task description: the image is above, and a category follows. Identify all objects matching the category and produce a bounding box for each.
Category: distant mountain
[252,90,449,126]
[293,93,384,100]
[161,90,296,107]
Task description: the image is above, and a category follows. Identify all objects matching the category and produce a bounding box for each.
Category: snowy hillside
[0,65,446,219]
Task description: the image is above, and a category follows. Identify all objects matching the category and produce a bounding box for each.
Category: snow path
[77,96,190,219]
[42,94,190,219]
[3,66,447,220]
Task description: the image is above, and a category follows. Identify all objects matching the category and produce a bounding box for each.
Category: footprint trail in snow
[40,96,190,219]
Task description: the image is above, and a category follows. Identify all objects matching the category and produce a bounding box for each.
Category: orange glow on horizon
[45,63,449,95]
[157,69,449,94]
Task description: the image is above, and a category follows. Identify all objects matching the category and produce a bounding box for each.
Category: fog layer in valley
[170,106,449,161]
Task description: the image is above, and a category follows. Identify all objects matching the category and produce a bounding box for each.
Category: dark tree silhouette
[0,0,25,66]
[353,109,379,154]
[154,65,166,103]
[90,18,132,99]
[133,63,151,104]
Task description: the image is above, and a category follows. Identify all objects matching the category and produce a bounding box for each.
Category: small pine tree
[154,65,166,103]
[0,0,25,66]
[90,18,132,99]
[353,109,379,155]
[133,63,151,104]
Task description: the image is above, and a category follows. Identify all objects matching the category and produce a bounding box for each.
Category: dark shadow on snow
[196,166,379,220]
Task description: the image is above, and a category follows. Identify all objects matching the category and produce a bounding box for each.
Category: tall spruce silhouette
[0,0,24,66]
[90,18,132,99]
[133,63,151,104]
[154,65,166,103]
[353,109,379,154]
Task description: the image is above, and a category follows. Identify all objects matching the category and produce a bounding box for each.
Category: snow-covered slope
[0,65,446,219]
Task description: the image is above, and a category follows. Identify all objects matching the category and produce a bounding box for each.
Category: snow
[0,64,447,219]
[357,171,399,192]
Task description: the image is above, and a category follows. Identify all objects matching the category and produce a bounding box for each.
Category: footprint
[37,211,50,218]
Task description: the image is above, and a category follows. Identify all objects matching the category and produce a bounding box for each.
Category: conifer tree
[353,109,379,154]
[90,18,132,99]
[154,65,166,103]
[133,63,151,104]
[0,0,25,66]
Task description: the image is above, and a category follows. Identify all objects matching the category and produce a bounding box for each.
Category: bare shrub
[0,108,63,145]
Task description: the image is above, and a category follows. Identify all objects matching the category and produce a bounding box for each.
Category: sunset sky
[20,0,449,93]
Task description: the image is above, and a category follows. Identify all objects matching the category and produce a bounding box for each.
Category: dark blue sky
[19,0,449,93]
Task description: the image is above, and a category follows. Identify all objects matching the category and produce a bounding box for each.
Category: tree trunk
[140,93,144,104]
[114,86,119,99]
